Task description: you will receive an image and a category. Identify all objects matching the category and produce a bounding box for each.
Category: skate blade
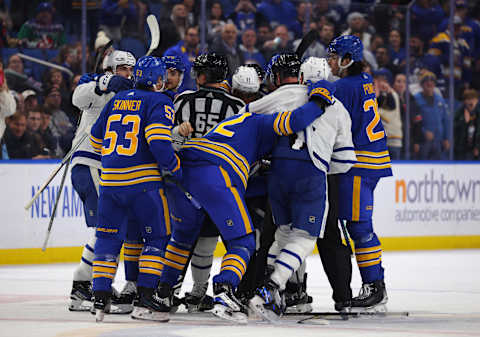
[95,309,105,322]
[68,299,92,312]
[131,307,169,322]
[285,303,313,314]
[249,296,280,323]
[107,303,134,314]
[350,303,388,314]
[211,304,248,324]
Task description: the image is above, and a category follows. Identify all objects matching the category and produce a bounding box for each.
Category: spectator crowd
[0,0,479,161]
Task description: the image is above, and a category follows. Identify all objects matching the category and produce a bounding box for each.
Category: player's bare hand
[178,121,193,136]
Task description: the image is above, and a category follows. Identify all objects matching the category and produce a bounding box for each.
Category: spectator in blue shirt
[388,29,406,68]
[411,0,445,43]
[257,0,296,28]
[99,0,137,42]
[239,28,266,68]
[413,71,451,160]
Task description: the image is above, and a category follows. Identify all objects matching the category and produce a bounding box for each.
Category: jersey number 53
[103,114,140,156]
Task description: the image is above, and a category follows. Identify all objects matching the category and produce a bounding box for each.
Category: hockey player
[156,80,332,323]
[162,55,185,96]
[89,56,181,322]
[247,57,356,321]
[231,66,262,104]
[326,35,392,310]
[171,53,245,312]
[68,50,136,312]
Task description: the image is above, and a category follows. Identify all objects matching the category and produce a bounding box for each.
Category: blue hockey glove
[96,74,134,95]
[78,73,97,85]
[306,80,336,108]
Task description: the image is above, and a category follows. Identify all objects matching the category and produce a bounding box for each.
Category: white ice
[1,250,479,337]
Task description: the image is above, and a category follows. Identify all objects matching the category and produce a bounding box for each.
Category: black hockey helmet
[271,53,301,83]
[192,53,229,83]
[245,63,265,82]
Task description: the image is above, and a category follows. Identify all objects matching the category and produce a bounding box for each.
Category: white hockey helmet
[299,57,333,84]
[232,66,260,93]
[102,50,136,74]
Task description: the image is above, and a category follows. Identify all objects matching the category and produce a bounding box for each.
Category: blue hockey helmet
[327,35,364,62]
[133,56,167,89]
[162,55,186,73]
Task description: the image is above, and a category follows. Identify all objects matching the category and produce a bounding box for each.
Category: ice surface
[1,250,479,337]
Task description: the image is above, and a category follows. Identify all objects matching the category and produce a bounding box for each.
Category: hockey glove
[95,74,134,95]
[306,80,336,110]
[78,73,97,85]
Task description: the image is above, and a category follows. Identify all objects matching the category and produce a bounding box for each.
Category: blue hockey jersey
[334,73,393,178]
[90,89,180,193]
[180,101,325,192]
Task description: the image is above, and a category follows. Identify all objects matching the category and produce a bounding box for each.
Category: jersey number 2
[103,114,140,156]
[364,98,385,142]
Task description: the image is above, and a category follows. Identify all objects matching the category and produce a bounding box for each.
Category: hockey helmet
[270,53,301,84]
[102,50,136,73]
[299,57,333,84]
[133,56,167,89]
[162,55,186,73]
[245,63,265,82]
[191,53,228,83]
[232,66,260,93]
[327,35,363,62]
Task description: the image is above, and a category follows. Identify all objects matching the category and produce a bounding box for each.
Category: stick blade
[146,14,160,55]
[295,29,318,59]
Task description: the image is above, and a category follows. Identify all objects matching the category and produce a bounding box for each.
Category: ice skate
[284,277,313,314]
[211,283,248,324]
[350,280,388,313]
[109,281,136,314]
[249,280,285,323]
[131,284,171,322]
[92,291,111,322]
[68,280,93,311]
[184,282,214,313]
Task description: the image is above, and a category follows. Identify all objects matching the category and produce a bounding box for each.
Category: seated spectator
[369,34,384,54]
[388,29,406,68]
[56,45,80,87]
[411,0,445,43]
[43,86,74,157]
[228,0,267,33]
[454,89,480,160]
[239,29,266,68]
[293,20,334,59]
[16,2,66,49]
[262,24,294,61]
[209,23,244,76]
[0,61,16,141]
[255,22,273,51]
[342,12,371,51]
[374,68,402,160]
[163,26,200,92]
[289,1,312,39]
[257,0,297,28]
[206,1,226,43]
[22,90,39,113]
[375,45,400,75]
[158,4,189,56]
[43,68,72,123]
[38,106,57,157]
[26,106,52,158]
[312,0,344,25]
[2,113,46,159]
[413,71,450,160]
[4,54,43,93]
[98,0,138,42]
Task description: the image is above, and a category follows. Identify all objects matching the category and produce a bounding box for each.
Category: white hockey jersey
[0,90,16,139]
[241,84,356,174]
[71,80,116,168]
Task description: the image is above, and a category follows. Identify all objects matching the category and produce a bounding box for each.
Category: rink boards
[0,160,479,264]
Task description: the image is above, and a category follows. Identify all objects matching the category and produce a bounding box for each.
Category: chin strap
[338,57,354,76]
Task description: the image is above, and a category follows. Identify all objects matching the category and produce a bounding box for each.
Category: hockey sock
[270,228,316,290]
[73,229,96,281]
[123,241,143,282]
[92,237,123,293]
[213,233,255,288]
[191,236,217,286]
[348,220,384,283]
[137,237,169,289]
[159,240,192,287]
[266,225,289,267]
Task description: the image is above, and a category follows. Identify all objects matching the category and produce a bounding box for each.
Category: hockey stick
[17,53,74,79]
[94,40,114,73]
[145,14,160,56]
[286,310,410,318]
[163,176,202,209]
[295,29,319,59]
[339,219,355,258]
[41,159,71,251]
[24,132,89,210]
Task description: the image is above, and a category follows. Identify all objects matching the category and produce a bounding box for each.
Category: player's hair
[345,60,365,77]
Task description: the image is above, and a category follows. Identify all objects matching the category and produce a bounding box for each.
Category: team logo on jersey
[308,216,316,223]
[226,219,234,227]
[145,226,152,233]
